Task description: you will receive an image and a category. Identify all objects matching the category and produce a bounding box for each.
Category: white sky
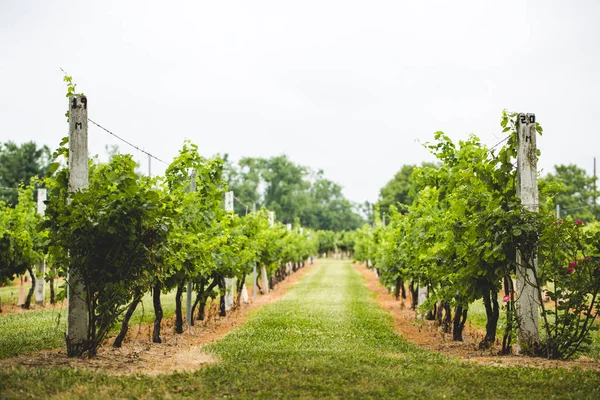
[1,0,599,204]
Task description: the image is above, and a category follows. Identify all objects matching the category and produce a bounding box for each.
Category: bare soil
[0,262,317,376]
[0,301,65,315]
[356,262,600,371]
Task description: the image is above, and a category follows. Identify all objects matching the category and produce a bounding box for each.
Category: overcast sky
[1,1,599,204]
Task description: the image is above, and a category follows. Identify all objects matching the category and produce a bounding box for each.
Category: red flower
[586,256,591,260]
[569,261,577,268]
[576,220,583,225]
[502,294,510,303]
[566,267,575,274]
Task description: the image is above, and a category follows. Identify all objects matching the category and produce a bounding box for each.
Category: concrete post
[261,212,275,294]
[186,170,197,327]
[34,188,47,305]
[516,112,540,353]
[253,262,257,300]
[417,285,428,319]
[66,95,90,357]
[224,192,235,311]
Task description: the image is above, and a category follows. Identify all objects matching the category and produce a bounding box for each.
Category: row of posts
[65,96,541,353]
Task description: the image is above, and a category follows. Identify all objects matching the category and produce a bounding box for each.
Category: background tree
[225,156,262,216]
[377,163,437,216]
[0,141,51,205]
[225,155,363,231]
[261,155,311,224]
[0,183,46,310]
[303,172,363,231]
[542,164,599,222]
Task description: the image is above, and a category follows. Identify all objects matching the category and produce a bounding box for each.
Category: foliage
[538,216,600,358]
[225,155,363,231]
[0,183,46,309]
[377,163,437,215]
[541,164,600,222]
[356,111,600,357]
[45,153,172,355]
[0,141,51,205]
[316,230,336,255]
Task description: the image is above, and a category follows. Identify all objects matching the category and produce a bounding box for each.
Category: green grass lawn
[0,287,180,360]
[1,259,599,399]
[0,280,56,308]
[0,308,66,359]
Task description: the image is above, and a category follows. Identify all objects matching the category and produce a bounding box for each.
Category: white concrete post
[417,285,428,319]
[18,275,25,305]
[516,112,540,353]
[34,189,47,305]
[66,94,90,357]
[252,205,257,299]
[286,223,293,273]
[186,170,197,327]
[241,281,249,303]
[253,262,258,299]
[268,211,275,227]
[224,191,235,310]
[261,212,275,294]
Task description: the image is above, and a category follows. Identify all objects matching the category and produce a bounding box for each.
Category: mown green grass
[1,259,599,399]
[0,308,66,359]
[0,288,180,360]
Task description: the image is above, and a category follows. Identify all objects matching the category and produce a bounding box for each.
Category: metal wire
[233,195,251,210]
[87,118,168,165]
[489,135,511,151]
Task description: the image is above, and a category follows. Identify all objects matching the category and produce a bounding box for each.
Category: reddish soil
[356,263,600,371]
[0,262,317,376]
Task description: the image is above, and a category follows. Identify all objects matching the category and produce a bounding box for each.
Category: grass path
[1,259,600,399]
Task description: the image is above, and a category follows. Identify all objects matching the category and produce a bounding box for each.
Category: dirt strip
[0,262,318,376]
[356,262,600,371]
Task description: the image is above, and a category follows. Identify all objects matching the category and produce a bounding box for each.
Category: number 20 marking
[519,114,535,124]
